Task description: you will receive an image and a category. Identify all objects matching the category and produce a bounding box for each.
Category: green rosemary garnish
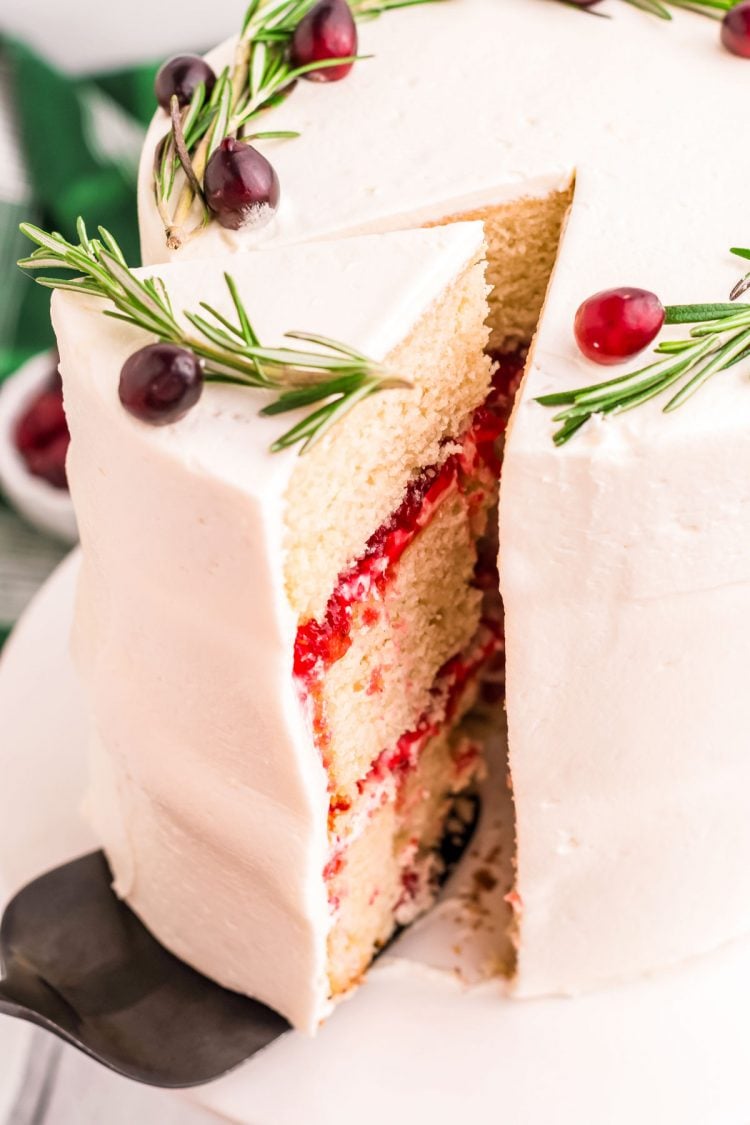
[564,0,738,18]
[537,288,750,445]
[622,0,736,18]
[538,248,750,446]
[18,219,409,453]
[157,0,446,249]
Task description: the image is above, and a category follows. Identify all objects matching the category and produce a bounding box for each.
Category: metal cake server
[0,851,288,1088]
[0,792,479,1088]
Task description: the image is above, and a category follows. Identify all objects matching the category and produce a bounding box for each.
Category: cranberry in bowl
[0,351,77,543]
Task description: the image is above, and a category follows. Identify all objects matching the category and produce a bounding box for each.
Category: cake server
[0,851,288,1087]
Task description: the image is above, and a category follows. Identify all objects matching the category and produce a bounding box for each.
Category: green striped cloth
[0,40,160,644]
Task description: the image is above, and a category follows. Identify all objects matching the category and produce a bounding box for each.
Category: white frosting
[51,224,486,1031]
[134,0,750,996]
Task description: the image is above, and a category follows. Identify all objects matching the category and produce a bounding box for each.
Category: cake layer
[326,667,487,998]
[317,485,485,796]
[284,253,491,621]
[429,189,574,353]
[298,393,502,797]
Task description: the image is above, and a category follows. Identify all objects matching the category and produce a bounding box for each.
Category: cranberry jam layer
[294,353,524,997]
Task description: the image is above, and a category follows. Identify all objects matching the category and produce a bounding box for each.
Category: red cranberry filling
[294,353,524,685]
[361,620,503,792]
[325,621,502,898]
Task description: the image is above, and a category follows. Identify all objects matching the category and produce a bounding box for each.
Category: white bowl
[0,352,78,545]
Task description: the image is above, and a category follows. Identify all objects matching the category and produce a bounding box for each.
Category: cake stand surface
[1,551,749,1125]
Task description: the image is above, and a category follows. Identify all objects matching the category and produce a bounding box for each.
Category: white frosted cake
[46,0,750,1031]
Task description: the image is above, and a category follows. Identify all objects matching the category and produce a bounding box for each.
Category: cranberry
[574,287,665,365]
[203,138,280,231]
[721,2,750,57]
[14,389,67,454]
[290,0,358,82]
[155,55,216,112]
[13,359,72,490]
[24,431,70,490]
[119,344,203,425]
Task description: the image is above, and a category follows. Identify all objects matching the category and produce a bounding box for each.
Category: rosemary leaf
[260,373,371,414]
[665,326,750,411]
[224,273,261,347]
[664,302,744,324]
[564,0,735,17]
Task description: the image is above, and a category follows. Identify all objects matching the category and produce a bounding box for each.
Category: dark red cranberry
[721,2,750,57]
[119,344,203,425]
[155,55,216,111]
[574,287,665,365]
[290,0,358,82]
[203,138,280,231]
[14,360,71,489]
[24,431,70,490]
[14,389,67,454]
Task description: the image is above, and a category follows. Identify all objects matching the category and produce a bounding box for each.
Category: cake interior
[279,188,570,1005]
[283,189,575,1008]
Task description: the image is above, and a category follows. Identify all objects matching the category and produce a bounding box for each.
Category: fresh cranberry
[154,55,216,111]
[721,2,750,57]
[574,287,665,365]
[203,138,280,231]
[119,344,203,425]
[14,390,67,454]
[13,360,71,490]
[24,431,70,490]
[291,0,358,82]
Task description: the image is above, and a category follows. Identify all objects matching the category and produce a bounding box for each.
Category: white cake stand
[1,551,749,1125]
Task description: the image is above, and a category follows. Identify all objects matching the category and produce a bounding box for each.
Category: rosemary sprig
[563,0,738,18]
[537,291,750,446]
[157,0,446,249]
[622,0,735,19]
[18,219,409,453]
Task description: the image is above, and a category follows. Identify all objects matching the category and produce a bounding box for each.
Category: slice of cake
[51,222,508,1031]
